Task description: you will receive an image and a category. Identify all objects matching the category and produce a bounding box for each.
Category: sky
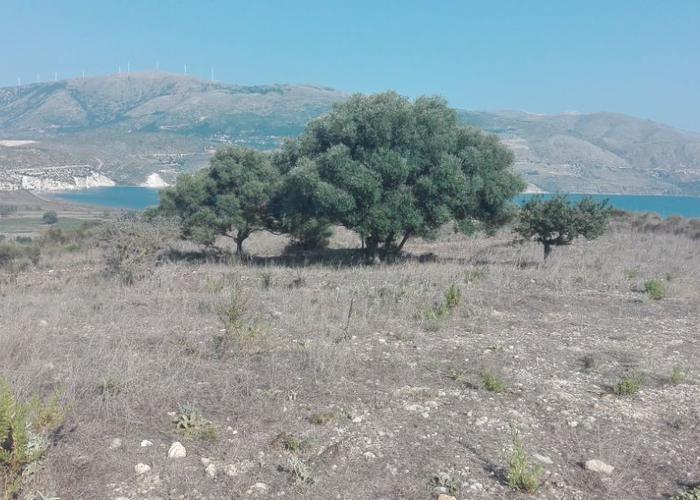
[1,0,699,131]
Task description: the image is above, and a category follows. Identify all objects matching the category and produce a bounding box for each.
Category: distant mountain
[1,72,699,194]
[460,110,700,195]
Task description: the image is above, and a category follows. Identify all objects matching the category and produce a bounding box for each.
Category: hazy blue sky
[2,0,699,131]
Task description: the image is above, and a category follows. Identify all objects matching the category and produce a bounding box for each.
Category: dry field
[1,220,699,499]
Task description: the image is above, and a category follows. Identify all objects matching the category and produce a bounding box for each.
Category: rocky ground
[1,221,699,499]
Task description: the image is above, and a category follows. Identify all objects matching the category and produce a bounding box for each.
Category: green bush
[505,424,542,493]
[644,279,666,300]
[41,211,58,225]
[613,374,644,396]
[482,371,507,393]
[0,378,65,498]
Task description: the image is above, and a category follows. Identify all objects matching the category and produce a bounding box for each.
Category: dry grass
[1,222,699,499]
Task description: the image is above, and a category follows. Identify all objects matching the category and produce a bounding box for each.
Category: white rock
[533,453,553,465]
[134,463,151,475]
[39,319,49,327]
[363,451,376,460]
[205,463,217,478]
[475,416,488,426]
[140,440,153,447]
[110,438,122,449]
[201,457,211,466]
[225,464,238,477]
[585,459,614,474]
[168,442,186,458]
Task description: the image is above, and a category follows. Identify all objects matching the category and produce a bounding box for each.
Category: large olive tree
[273,92,524,260]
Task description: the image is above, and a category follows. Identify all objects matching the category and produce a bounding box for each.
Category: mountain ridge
[1,72,699,194]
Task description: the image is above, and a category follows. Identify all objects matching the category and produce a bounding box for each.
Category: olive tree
[274,92,524,260]
[157,147,278,254]
[514,195,612,259]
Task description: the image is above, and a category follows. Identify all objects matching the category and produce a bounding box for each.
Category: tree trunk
[543,241,552,260]
[396,231,411,253]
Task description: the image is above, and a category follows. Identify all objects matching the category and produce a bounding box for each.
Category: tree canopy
[273,91,524,259]
[514,195,612,259]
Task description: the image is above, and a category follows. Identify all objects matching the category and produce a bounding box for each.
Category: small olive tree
[157,147,279,254]
[514,195,612,259]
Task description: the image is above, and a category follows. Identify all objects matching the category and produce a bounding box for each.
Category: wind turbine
[210,67,214,82]
[184,63,188,75]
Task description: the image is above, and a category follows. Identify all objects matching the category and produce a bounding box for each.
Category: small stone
[437,495,457,500]
[363,451,376,460]
[475,416,488,426]
[251,482,269,491]
[568,420,579,428]
[39,319,49,327]
[168,442,186,459]
[225,464,238,477]
[134,463,151,475]
[205,463,217,478]
[201,457,211,466]
[140,440,153,447]
[585,459,614,474]
[533,453,553,465]
[110,438,122,449]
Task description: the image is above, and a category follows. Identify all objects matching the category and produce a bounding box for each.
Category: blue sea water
[516,194,700,219]
[50,186,700,219]
[50,186,162,210]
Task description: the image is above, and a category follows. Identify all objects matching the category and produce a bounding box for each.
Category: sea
[49,186,700,219]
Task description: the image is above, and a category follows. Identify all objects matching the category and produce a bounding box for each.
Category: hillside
[1,73,699,194]
[460,110,700,195]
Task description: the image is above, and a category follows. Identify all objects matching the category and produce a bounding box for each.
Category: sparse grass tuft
[430,473,460,496]
[421,284,462,331]
[259,271,273,289]
[623,269,640,280]
[670,366,686,385]
[287,455,313,485]
[172,404,218,442]
[505,423,543,494]
[309,411,336,425]
[613,374,644,396]
[644,279,666,300]
[672,486,700,500]
[482,371,507,393]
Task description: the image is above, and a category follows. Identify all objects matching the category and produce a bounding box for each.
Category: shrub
[613,374,644,396]
[482,371,507,393]
[505,424,543,493]
[99,216,178,284]
[0,205,18,218]
[0,242,40,271]
[41,211,58,225]
[644,279,666,300]
[0,378,65,498]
